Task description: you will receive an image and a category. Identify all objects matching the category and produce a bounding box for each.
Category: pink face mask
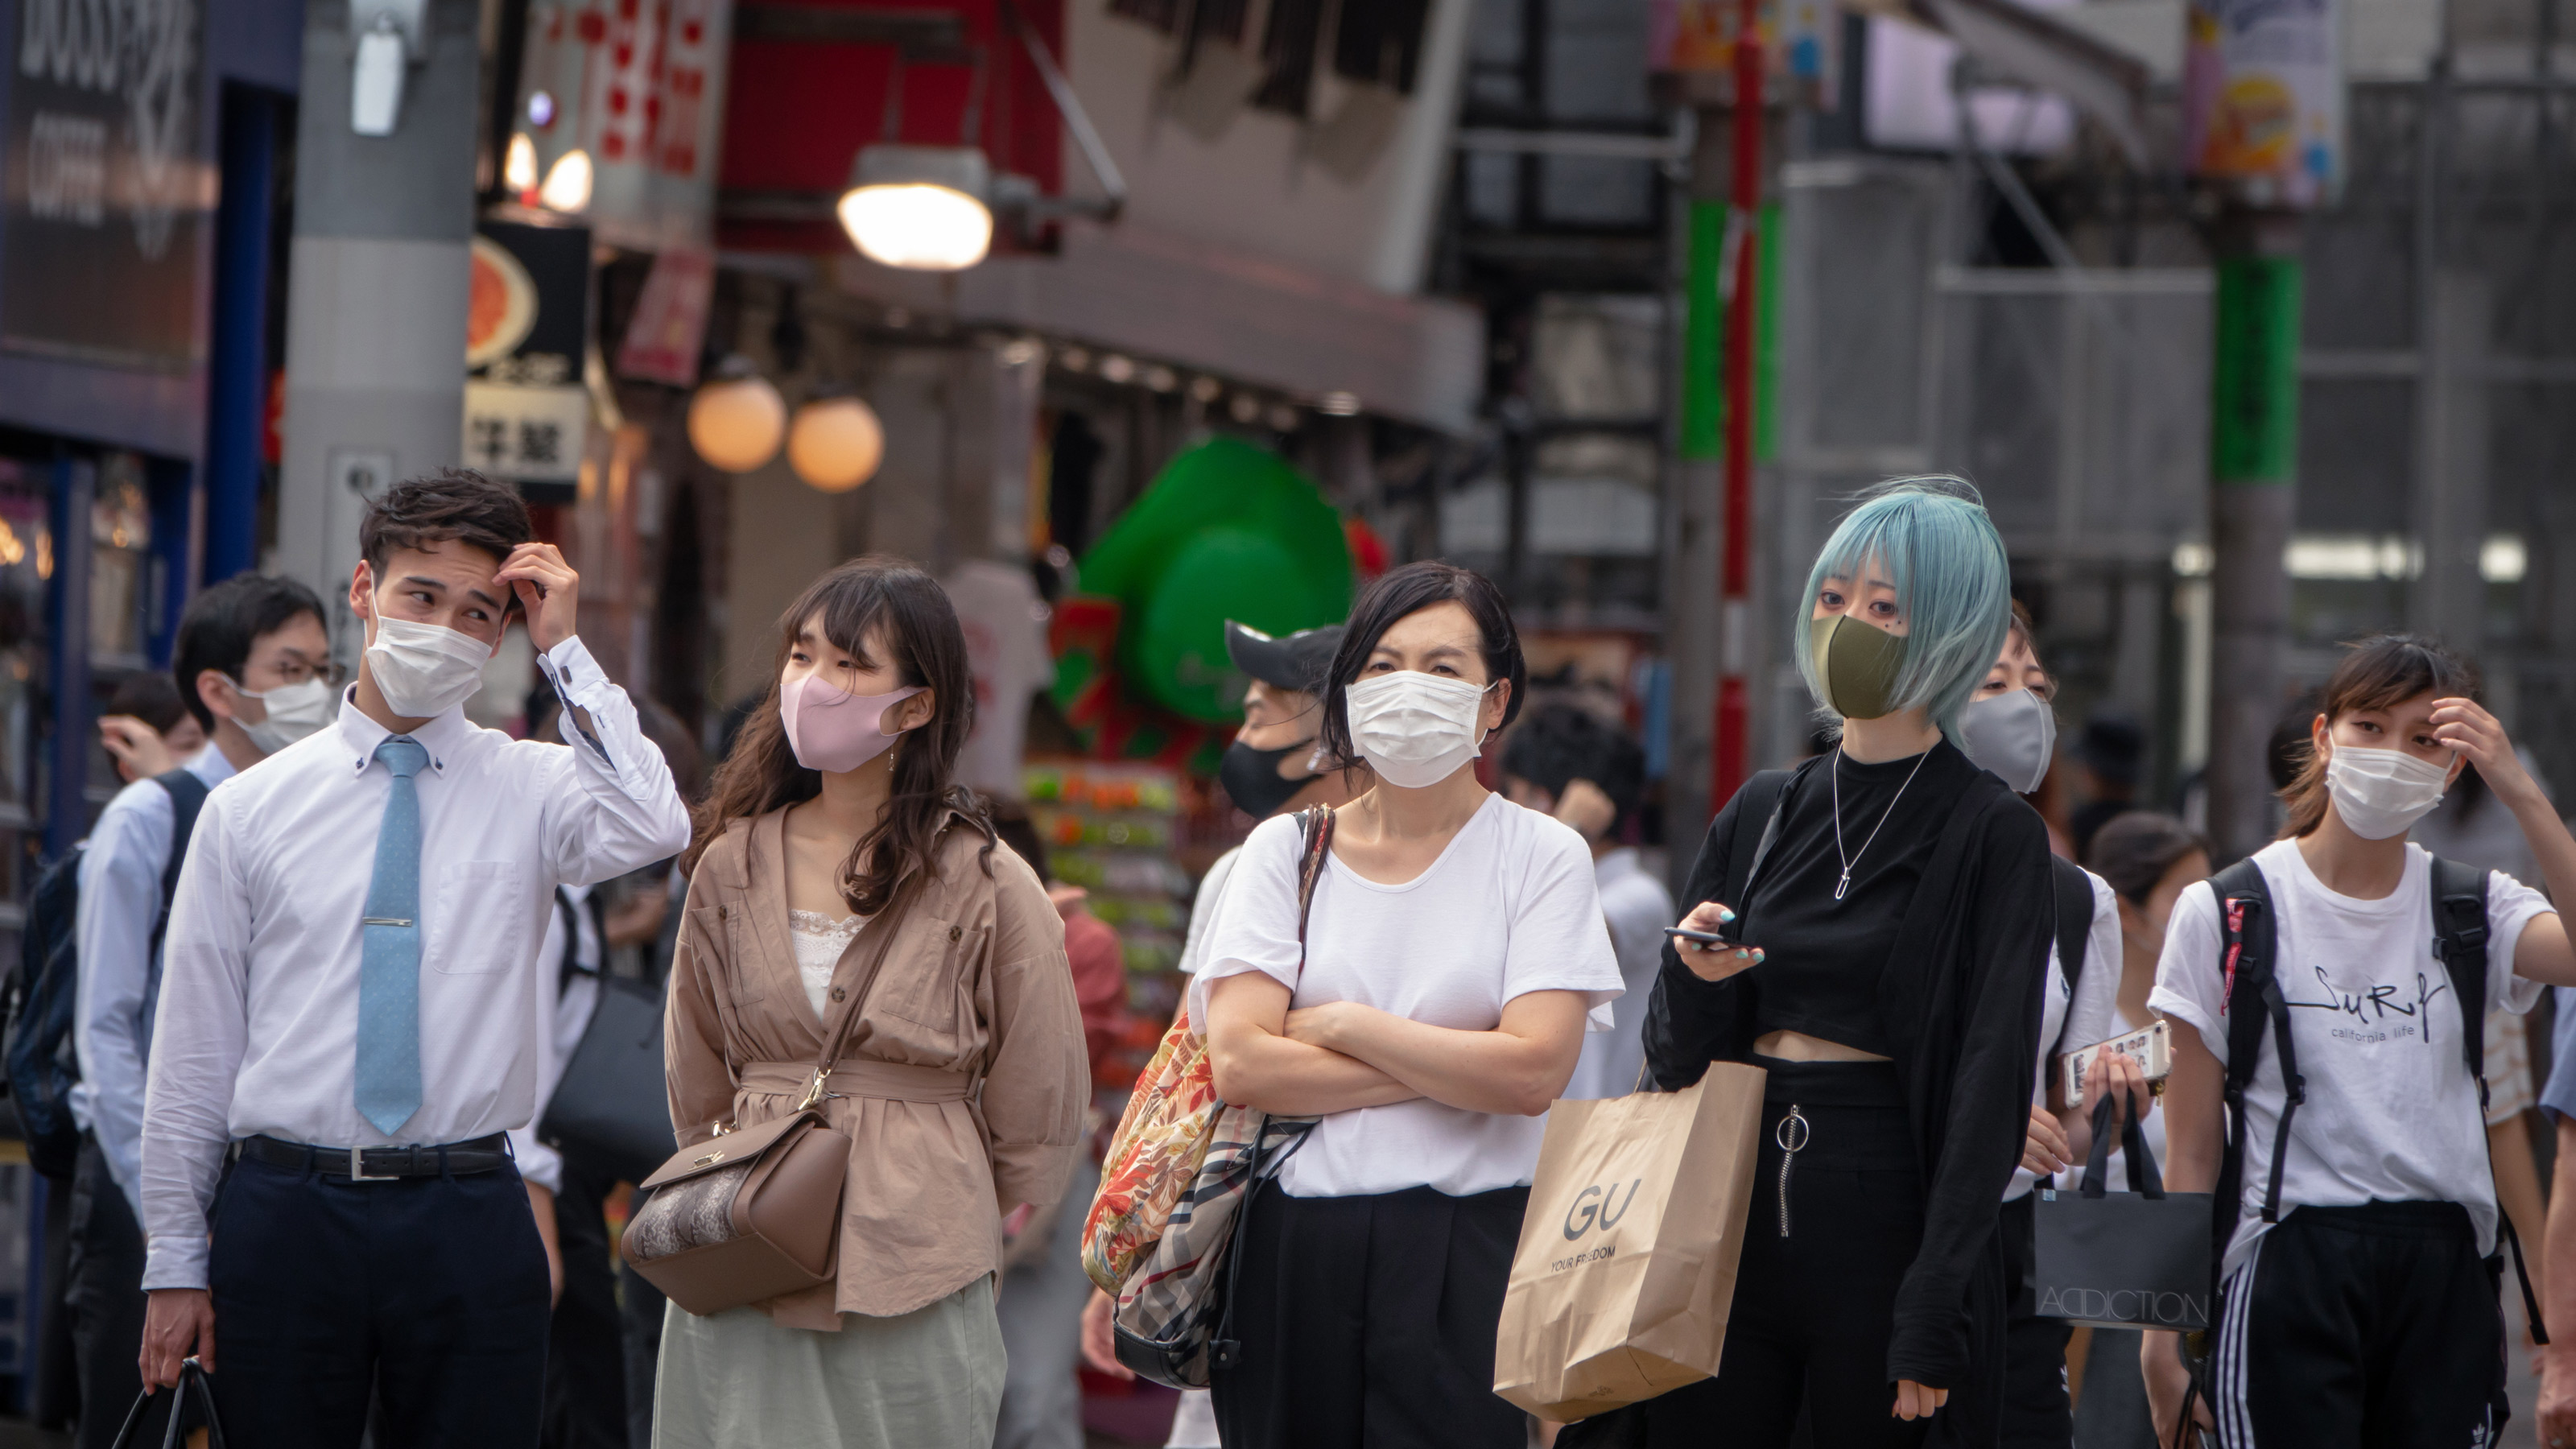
[779,675,925,774]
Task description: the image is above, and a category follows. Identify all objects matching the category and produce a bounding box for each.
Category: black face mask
[1220,737,1323,819]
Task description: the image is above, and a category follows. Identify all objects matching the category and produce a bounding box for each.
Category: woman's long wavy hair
[683,557,993,912]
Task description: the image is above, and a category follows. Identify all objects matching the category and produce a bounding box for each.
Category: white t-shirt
[1562,846,1678,1101]
[2148,839,2555,1274]
[1176,846,1244,977]
[1195,795,1624,1199]
[2008,867,2124,1200]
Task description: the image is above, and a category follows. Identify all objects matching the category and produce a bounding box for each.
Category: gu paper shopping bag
[1492,1063,1766,1422]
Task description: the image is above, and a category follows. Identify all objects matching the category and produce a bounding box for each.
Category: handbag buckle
[348,1146,398,1182]
[797,1067,833,1111]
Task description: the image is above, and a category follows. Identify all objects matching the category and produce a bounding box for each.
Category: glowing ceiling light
[504,132,539,195]
[539,148,592,213]
[836,145,993,271]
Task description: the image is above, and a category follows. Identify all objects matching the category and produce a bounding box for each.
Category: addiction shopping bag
[2033,1092,2213,1331]
[1492,1063,1766,1422]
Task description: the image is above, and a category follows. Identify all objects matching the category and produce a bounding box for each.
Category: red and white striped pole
[1711,0,1764,813]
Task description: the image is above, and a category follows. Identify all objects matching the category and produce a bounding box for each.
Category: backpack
[2207,853,2545,1336]
[1081,805,1334,1389]
[3,770,211,1179]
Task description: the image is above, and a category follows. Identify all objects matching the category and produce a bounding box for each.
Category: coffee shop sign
[18,0,200,261]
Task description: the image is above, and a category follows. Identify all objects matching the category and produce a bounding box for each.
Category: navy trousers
[206,1152,552,1449]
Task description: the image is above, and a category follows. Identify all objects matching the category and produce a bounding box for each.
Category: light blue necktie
[355,737,429,1136]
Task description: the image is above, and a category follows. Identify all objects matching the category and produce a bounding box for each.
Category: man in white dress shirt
[65,572,328,1449]
[134,470,691,1447]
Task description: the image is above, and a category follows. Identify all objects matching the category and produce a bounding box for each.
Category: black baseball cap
[1224,621,1343,695]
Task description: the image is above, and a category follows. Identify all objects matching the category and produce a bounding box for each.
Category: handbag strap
[787,867,932,1112]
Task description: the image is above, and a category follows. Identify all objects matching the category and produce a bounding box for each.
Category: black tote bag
[537,973,673,1185]
[2033,1092,2213,1331]
[109,1357,224,1449]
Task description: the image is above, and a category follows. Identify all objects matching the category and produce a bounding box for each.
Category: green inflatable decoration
[1075,436,1353,724]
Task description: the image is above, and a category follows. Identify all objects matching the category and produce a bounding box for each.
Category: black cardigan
[1642,750,2054,1447]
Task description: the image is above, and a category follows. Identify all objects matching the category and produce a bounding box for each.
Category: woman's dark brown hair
[2277,634,2479,840]
[683,557,993,911]
[1317,561,1526,774]
[2083,811,2209,906]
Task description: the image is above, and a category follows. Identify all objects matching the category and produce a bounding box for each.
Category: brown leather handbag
[620,886,919,1316]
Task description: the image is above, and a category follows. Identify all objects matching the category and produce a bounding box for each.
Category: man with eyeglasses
[64,572,329,1449]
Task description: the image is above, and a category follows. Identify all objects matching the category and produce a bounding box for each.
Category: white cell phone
[2061,1019,2171,1108]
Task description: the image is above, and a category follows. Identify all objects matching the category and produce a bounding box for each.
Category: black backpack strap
[2430,856,2491,1091]
[2208,858,2293,1261]
[152,769,212,907]
[2050,856,2094,1011]
[147,770,214,956]
[2429,855,2549,1344]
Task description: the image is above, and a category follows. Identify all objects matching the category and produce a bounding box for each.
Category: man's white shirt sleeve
[139,789,254,1290]
[536,637,693,887]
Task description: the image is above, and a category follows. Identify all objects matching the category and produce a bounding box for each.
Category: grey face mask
[1959,687,2058,794]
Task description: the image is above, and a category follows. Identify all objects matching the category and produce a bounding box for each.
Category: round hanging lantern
[687,358,787,473]
[787,394,886,493]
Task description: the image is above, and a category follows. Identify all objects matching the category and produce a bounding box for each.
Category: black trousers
[1641,1059,1929,1449]
[539,1162,626,1449]
[1212,1180,1530,1449]
[206,1150,552,1449]
[1997,1191,2074,1448]
[2211,1201,2508,1449]
[65,1134,147,1449]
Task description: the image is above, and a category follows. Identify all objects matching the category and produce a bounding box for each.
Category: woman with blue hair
[1629,479,2056,1448]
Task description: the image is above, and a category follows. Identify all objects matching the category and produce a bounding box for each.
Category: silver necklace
[1830,746,1931,902]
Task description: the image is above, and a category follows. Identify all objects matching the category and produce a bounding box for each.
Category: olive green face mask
[1808,614,1911,720]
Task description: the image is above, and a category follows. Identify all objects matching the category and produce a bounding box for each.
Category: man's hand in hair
[495,543,581,654]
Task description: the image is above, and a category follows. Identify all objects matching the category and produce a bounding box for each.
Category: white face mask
[233,676,337,755]
[2324,744,2453,840]
[1959,687,2058,795]
[365,617,493,719]
[1344,671,1492,789]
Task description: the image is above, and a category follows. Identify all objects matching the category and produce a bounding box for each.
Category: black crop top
[1732,741,1981,1058]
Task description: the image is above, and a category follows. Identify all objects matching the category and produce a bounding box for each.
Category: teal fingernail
[1719,906,1736,920]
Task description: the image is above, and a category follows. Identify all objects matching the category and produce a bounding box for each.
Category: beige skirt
[651,1278,1005,1448]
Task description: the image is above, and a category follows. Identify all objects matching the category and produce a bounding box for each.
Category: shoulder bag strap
[1724,761,1811,913]
[2050,856,2094,1008]
[1293,805,1335,967]
[2432,857,2548,1342]
[795,870,933,1110]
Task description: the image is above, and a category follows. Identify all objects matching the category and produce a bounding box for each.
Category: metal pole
[1663,116,1729,880]
[2205,209,2302,864]
[1713,0,1765,813]
[273,0,484,656]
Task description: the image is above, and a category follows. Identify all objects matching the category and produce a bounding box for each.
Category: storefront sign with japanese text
[464,221,593,487]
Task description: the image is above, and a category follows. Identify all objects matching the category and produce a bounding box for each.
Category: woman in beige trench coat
[646,557,1088,1447]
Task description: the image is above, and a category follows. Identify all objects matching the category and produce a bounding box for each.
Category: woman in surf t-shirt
[2142,634,2576,1447]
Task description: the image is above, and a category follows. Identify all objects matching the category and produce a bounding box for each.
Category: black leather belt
[234,1133,513,1180]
